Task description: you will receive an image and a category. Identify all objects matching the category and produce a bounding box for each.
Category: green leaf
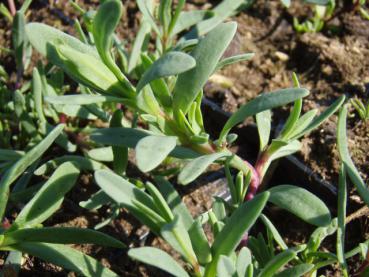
[45,95,125,105]
[91,127,149,148]
[140,53,172,107]
[161,218,197,265]
[237,247,252,277]
[9,242,118,277]
[32,68,47,124]
[93,0,134,96]
[128,247,189,277]
[205,192,270,277]
[34,155,108,176]
[184,0,250,38]
[94,170,161,233]
[87,147,114,162]
[158,0,172,33]
[145,182,174,222]
[94,170,153,210]
[136,135,177,172]
[286,109,318,139]
[337,164,349,276]
[178,152,230,185]
[188,219,212,264]
[155,176,194,230]
[219,88,309,142]
[0,149,24,161]
[172,10,214,36]
[256,110,271,151]
[279,98,302,139]
[80,189,112,210]
[12,11,32,70]
[173,22,237,116]
[217,255,236,277]
[26,23,98,59]
[136,51,196,92]
[268,140,301,162]
[13,162,79,228]
[268,185,331,226]
[274,264,314,277]
[110,110,128,175]
[0,125,64,220]
[291,95,345,140]
[215,53,254,71]
[136,0,160,35]
[257,249,297,277]
[127,21,151,73]
[3,227,125,248]
[53,44,126,97]
[260,214,288,250]
[305,218,337,254]
[337,105,369,206]
[91,128,200,159]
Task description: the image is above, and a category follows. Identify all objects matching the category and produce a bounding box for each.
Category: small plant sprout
[293,0,336,33]
[350,97,369,121]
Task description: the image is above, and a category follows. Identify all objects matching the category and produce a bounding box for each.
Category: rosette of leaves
[24,1,345,237]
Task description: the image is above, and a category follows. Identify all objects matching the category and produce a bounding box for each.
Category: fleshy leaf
[268,185,331,226]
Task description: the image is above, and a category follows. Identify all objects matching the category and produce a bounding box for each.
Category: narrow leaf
[128,247,189,277]
[256,110,271,151]
[337,105,369,206]
[178,152,230,185]
[10,242,118,277]
[257,249,297,277]
[0,125,64,220]
[3,227,125,248]
[14,162,79,228]
[219,88,309,142]
[173,22,237,116]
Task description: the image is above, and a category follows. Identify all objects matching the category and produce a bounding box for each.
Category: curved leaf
[178,152,230,185]
[291,95,345,140]
[268,185,331,226]
[136,51,196,92]
[274,264,314,277]
[26,23,98,60]
[128,247,189,277]
[257,249,297,277]
[337,105,369,206]
[219,88,309,142]
[13,162,80,228]
[45,95,125,105]
[217,255,236,277]
[3,227,125,248]
[0,125,64,219]
[9,242,118,277]
[173,22,237,116]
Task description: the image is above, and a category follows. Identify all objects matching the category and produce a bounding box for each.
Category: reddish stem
[7,0,16,16]
[245,152,269,201]
[59,113,67,124]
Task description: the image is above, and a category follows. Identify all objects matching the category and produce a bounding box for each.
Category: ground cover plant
[0,0,368,276]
